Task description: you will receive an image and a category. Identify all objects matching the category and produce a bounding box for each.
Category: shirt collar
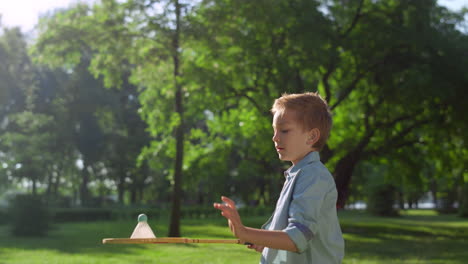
[284,151,320,180]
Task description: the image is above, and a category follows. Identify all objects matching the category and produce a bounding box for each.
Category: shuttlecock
[130,214,157,239]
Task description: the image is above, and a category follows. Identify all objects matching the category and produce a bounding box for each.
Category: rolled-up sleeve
[283,170,329,253]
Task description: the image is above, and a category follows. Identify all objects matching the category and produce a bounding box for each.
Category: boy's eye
[281,130,289,133]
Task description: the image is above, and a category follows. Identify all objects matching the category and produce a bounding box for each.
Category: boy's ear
[307,128,320,146]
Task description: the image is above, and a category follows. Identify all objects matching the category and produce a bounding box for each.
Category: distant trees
[1,19,151,206]
[0,26,57,196]
[33,0,196,236]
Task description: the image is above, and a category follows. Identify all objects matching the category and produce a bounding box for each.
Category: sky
[0,0,96,33]
[0,0,467,33]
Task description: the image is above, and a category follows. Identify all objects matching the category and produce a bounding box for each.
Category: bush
[238,206,274,217]
[9,194,50,237]
[51,208,168,222]
[48,205,274,223]
[436,190,458,214]
[367,184,399,216]
[0,209,7,225]
[46,195,72,208]
[52,208,113,222]
[458,183,468,217]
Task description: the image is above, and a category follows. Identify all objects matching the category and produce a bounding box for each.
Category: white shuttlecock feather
[130,214,156,239]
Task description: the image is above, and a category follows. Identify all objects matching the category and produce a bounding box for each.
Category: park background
[0,0,467,263]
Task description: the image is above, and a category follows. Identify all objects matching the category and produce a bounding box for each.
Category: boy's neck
[291,150,317,166]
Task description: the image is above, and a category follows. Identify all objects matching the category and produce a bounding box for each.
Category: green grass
[0,210,467,263]
[340,210,468,264]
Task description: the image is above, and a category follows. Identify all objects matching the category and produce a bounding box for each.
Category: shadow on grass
[340,210,468,263]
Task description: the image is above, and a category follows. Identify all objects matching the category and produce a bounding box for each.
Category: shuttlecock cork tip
[138,214,148,222]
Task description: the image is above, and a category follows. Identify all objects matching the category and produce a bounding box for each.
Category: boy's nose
[272,132,278,142]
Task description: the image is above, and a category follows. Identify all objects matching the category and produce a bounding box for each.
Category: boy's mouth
[276,147,284,152]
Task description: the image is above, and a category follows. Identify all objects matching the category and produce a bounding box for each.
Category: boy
[214,92,344,263]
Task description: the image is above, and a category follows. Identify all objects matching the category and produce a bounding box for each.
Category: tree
[1,112,55,195]
[30,0,468,217]
[0,25,52,196]
[187,0,468,208]
[97,85,151,205]
[33,1,192,233]
[321,0,468,208]
[33,3,148,206]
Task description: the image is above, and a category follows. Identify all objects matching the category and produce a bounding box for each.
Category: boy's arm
[213,196,298,252]
[242,227,298,252]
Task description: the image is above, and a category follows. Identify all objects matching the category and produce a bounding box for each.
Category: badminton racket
[102,237,247,244]
[102,214,252,245]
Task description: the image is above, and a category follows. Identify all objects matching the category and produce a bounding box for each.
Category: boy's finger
[214,203,231,212]
[221,196,236,208]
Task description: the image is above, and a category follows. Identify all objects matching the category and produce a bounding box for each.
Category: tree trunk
[138,185,144,204]
[333,150,362,208]
[130,185,137,205]
[53,164,61,199]
[80,160,90,206]
[117,163,125,205]
[430,178,438,208]
[398,190,405,210]
[320,144,333,164]
[169,0,183,237]
[32,177,37,196]
[46,171,53,201]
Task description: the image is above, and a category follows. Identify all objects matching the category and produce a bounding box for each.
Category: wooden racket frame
[102,237,244,244]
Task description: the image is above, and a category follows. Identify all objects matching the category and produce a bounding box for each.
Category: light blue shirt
[260,151,345,264]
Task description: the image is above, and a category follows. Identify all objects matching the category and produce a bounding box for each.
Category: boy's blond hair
[271,92,332,151]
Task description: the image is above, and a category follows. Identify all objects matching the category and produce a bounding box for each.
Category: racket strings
[130,221,157,239]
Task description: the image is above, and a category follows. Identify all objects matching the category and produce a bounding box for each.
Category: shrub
[238,206,274,217]
[51,208,167,222]
[9,194,50,237]
[367,184,399,217]
[47,205,274,223]
[46,195,72,208]
[436,190,458,214]
[458,183,468,217]
[0,209,7,225]
[52,208,113,222]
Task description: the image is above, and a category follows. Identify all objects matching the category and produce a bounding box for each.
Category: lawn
[0,210,467,264]
[340,210,468,264]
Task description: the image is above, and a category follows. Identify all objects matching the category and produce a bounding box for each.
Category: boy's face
[272,109,315,165]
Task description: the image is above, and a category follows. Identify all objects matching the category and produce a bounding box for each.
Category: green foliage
[8,194,50,237]
[1,112,56,195]
[0,27,33,112]
[3,0,466,220]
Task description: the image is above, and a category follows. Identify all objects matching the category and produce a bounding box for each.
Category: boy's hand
[213,196,246,240]
[247,244,265,253]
